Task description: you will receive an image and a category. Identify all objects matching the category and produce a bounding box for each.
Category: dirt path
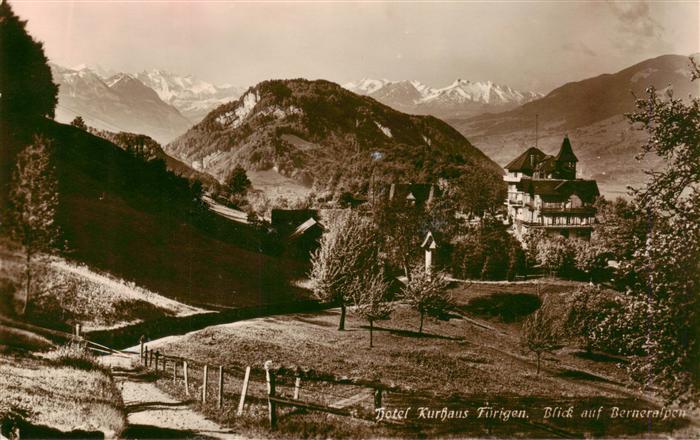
[102,354,244,439]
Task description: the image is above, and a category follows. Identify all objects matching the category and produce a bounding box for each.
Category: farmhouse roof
[517,178,599,203]
[504,147,547,173]
[386,183,439,205]
[289,217,323,239]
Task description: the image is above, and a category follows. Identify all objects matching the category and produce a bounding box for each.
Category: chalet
[504,136,599,240]
[271,209,323,258]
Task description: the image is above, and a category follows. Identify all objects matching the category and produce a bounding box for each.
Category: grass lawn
[0,349,126,437]
[148,281,695,438]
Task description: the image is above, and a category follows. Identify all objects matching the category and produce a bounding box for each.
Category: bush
[563,286,626,353]
[452,221,524,280]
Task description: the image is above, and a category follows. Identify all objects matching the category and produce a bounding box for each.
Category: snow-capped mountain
[134,69,245,123]
[51,64,192,144]
[343,78,543,117]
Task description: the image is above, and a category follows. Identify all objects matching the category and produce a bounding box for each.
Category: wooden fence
[138,344,585,438]
[139,342,399,429]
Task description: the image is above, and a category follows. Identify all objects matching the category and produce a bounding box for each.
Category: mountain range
[50,64,243,144]
[133,69,245,122]
[166,79,502,200]
[447,54,699,197]
[343,78,543,118]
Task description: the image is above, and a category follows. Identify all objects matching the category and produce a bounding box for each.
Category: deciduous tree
[521,296,561,375]
[401,265,451,334]
[309,211,378,330]
[608,57,700,403]
[352,270,392,348]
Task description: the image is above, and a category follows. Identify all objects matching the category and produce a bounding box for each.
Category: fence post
[293,376,301,400]
[202,365,208,403]
[154,351,159,372]
[237,366,251,416]
[265,361,277,429]
[183,361,190,396]
[217,366,224,409]
[143,347,148,367]
[374,388,383,410]
[140,340,144,363]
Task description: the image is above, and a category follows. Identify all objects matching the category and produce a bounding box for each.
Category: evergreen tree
[0,0,58,121]
[70,116,87,131]
[6,135,61,314]
[225,165,252,195]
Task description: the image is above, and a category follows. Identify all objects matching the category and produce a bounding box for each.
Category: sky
[11,1,700,94]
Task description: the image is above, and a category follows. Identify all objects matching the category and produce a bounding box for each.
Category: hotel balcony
[540,206,596,215]
[520,221,594,229]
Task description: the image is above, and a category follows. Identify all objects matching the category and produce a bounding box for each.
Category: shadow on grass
[556,368,619,384]
[126,401,196,413]
[292,311,340,328]
[111,370,158,383]
[122,424,216,439]
[360,325,463,341]
[573,350,629,364]
[1,418,103,439]
[459,293,541,323]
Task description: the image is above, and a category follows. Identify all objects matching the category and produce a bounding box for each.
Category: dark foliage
[452,220,525,280]
[70,116,87,131]
[225,165,252,195]
[0,1,58,121]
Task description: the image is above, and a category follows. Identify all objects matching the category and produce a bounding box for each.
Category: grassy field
[148,281,695,438]
[0,242,206,332]
[248,169,313,205]
[0,348,126,437]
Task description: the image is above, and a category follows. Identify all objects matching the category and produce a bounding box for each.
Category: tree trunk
[403,261,410,281]
[536,352,541,375]
[419,311,424,335]
[369,320,374,348]
[338,302,346,331]
[21,245,32,316]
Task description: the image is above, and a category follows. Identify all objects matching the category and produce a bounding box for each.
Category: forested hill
[0,119,307,308]
[166,79,503,197]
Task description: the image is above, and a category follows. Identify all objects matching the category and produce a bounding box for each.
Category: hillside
[166,79,502,200]
[51,64,192,144]
[344,78,543,118]
[1,119,308,309]
[89,128,220,189]
[448,54,699,197]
